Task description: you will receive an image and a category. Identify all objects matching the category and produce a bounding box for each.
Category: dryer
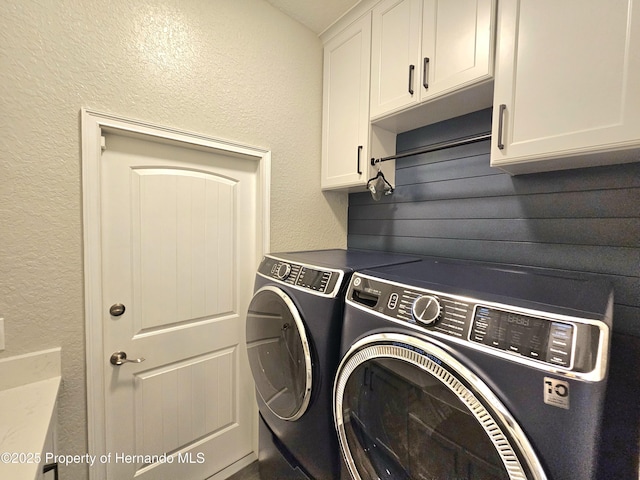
[334,258,613,480]
[246,249,418,479]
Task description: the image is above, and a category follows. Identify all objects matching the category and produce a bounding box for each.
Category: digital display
[471,306,573,365]
[297,268,328,291]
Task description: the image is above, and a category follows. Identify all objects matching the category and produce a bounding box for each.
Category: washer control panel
[471,306,573,368]
[258,256,341,297]
[346,273,604,374]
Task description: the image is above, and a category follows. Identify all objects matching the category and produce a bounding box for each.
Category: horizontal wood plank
[349,218,640,248]
[349,189,640,219]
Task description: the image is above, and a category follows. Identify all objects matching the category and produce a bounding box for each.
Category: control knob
[412,295,442,326]
[275,263,292,280]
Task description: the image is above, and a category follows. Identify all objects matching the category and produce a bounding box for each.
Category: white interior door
[100,132,258,479]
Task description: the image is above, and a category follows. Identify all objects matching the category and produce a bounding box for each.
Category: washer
[246,249,418,479]
[334,258,613,480]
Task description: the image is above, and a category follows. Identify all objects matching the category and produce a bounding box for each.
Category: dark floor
[227,461,261,480]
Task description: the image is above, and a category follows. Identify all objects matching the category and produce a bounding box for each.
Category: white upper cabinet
[370,0,495,120]
[422,0,494,99]
[491,0,640,174]
[321,12,396,191]
[370,0,422,118]
[321,13,372,190]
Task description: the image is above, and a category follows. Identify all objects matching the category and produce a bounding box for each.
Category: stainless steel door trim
[334,333,548,480]
[249,285,313,421]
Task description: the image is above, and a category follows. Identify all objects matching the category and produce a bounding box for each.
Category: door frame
[81,108,271,480]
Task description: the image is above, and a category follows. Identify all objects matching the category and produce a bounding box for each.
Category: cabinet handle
[408,65,415,95]
[357,145,363,174]
[497,104,506,150]
[423,57,430,89]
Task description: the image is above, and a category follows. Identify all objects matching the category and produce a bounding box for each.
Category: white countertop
[0,348,61,480]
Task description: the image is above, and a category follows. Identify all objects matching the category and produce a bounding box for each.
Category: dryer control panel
[257,255,343,297]
[347,273,608,378]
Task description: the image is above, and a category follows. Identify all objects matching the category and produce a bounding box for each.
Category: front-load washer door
[334,333,547,480]
[246,286,313,421]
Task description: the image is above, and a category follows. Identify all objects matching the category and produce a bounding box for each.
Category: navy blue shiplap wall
[348,108,640,336]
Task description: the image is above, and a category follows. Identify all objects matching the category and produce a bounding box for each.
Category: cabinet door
[370,0,422,118]
[321,14,372,190]
[491,0,640,174]
[421,0,494,100]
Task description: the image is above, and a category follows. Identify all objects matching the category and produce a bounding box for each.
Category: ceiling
[265,0,361,34]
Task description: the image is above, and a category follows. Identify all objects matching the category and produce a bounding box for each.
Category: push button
[546,322,573,367]
[387,293,399,310]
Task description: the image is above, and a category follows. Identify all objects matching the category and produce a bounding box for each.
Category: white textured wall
[0,0,347,477]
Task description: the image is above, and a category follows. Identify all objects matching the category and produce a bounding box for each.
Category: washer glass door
[334,334,545,480]
[246,286,312,421]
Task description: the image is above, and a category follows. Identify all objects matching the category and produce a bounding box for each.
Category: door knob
[110,351,145,366]
[109,303,126,316]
